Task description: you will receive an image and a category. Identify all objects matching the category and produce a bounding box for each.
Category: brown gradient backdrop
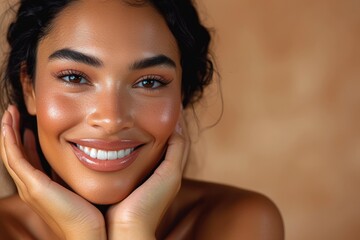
[184,0,360,240]
[1,1,360,239]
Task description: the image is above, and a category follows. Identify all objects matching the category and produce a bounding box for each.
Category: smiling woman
[0,0,283,239]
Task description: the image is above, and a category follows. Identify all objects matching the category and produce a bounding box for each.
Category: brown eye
[134,78,164,89]
[141,80,157,88]
[55,70,89,85]
[63,74,87,84]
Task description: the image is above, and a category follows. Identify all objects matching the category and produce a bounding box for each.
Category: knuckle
[25,170,49,201]
[26,184,42,201]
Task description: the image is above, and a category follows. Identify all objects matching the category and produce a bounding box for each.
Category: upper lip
[69,139,144,151]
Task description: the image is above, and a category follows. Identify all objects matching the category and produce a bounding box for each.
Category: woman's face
[25,0,182,204]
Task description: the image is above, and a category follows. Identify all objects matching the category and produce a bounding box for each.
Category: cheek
[134,97,181,143]
[35,90,83,140]
[38,95,71,124]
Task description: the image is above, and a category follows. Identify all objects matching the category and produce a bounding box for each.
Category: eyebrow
[48,48,103,67]
[130,54,176,70]
[48,48,176,70]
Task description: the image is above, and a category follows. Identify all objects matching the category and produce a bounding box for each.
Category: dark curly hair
[1,0,215,172]
[1,0,213,113]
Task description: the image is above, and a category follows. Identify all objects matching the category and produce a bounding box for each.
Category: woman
[0,0,284,239]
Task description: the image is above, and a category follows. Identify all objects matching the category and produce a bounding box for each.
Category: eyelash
[55,69,90,85]
[133,75,170,90]
[54,70,170,90]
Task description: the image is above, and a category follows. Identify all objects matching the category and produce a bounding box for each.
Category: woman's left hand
[106,114,189,240]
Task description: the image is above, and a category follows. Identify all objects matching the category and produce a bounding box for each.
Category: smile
[76,144,135,161]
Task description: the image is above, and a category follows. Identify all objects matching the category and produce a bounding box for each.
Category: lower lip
[71,144,140,172]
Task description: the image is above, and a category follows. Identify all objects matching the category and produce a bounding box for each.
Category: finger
[2,111,41,193]
[3,120,50,195]
[1,111,39,198]
[2,114,45,202]
[1,110,43,191]
[0,111,17,197]
[141,131,187,203]
[1,119,29,192]
[23,129,43,171]
[7,105,22,146]
[1,111,19,179]
[176,112,190,172]
[142,111,189,191]
[2,109,13,129]
[160,131,186,177]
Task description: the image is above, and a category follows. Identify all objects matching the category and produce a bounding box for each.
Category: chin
[79,187,130,205]
[50,171,133,205]
[87,196,124,205]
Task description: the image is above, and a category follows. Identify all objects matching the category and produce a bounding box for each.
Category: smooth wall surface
[1,1,360,239]
[186,0,360,239]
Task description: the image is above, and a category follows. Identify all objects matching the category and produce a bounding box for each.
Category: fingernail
[2,111,6,136]
[2,124,6,137]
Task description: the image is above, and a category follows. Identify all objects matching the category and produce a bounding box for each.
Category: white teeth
[118,149,125,158]
[108,151,117,160]
[125,148,131,155]
[84,147,90,155]
[97,150,107,160]
[76,144,134,161]
[90,148,97,158]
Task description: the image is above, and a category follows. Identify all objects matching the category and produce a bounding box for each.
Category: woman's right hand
[1,106,107,240]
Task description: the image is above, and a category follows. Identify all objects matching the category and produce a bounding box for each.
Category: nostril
[86,109,134,133]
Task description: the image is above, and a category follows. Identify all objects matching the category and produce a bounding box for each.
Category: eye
[133,75,169,89]
[62,74,87,84]
[55,70,89,85]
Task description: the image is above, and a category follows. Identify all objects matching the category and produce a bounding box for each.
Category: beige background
[1,0,360,239]
[185,0,360,240]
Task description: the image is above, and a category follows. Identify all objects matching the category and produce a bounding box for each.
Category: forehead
[38,0,179,66]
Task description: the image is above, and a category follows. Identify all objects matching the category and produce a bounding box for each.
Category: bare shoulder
[173,179,284,240]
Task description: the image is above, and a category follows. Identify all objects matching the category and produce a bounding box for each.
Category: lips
[70,139,143,172]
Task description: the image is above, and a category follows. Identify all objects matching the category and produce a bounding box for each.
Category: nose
[86,88,134,134]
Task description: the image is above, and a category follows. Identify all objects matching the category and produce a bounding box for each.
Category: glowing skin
[23,0,182,204]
